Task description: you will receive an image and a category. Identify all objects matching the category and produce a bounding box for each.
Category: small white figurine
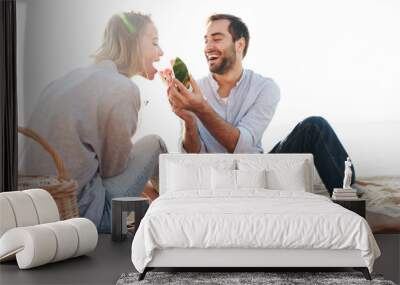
[343,157,353,189]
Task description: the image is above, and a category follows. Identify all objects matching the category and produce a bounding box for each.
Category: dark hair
[207,14,250,58]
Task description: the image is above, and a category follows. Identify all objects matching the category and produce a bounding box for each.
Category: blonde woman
[22,12,166,233]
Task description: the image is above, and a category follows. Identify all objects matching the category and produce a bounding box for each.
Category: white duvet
[131,190,380,273]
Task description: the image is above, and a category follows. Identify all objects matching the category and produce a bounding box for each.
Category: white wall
[17,0,400,176]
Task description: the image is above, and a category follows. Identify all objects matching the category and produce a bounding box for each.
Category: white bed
[131,154,380,280]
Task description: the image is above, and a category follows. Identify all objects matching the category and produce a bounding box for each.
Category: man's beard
[209,44,236,74]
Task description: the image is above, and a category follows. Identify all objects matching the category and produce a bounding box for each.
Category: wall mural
[17,7,399,234]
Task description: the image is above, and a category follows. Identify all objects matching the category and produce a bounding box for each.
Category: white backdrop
[17,0,400,176]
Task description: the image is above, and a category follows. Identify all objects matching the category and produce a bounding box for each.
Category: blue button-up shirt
[187,69,280,153]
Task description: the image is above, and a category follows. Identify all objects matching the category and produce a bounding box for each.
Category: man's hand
[167,76,205,113]
[166,74,239,152]
[165,76,202,153]
[166,86,196,125]
[173,108,196,126]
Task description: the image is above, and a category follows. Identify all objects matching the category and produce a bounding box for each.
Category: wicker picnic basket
[18,127,79,220]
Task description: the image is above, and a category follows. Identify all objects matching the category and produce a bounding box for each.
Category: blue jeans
[269,116,355,195]
[98,135,167,233]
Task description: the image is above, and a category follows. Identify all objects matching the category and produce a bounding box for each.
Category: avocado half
[172,57,190,88]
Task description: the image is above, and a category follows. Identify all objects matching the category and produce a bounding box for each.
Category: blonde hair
[94,11,152,77]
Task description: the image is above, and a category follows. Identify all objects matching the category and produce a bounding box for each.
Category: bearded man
[167,14,355,196]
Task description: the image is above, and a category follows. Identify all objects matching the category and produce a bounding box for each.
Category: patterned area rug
[116,271,395,285]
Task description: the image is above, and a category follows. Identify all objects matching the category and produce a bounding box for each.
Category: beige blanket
[355,176,400,234]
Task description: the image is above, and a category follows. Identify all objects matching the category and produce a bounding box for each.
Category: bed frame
[138,154,372,281]
[139,248,370,280]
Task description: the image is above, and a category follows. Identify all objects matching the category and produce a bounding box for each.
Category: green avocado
[172,57,190,88]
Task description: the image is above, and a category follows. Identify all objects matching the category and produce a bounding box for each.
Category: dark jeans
[269,116,355,196]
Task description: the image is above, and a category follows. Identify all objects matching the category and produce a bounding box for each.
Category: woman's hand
[159,69,173,86]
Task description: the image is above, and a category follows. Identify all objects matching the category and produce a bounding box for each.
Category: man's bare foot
[141,182,159,202]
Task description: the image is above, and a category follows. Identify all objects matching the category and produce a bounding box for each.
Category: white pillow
[236,169,268,189]
[211,168,236,190]
[167,163,211,191]
[266,167,306,191]
[211,169,268,190]
[166,159,236,192]
[238,159,307,191]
